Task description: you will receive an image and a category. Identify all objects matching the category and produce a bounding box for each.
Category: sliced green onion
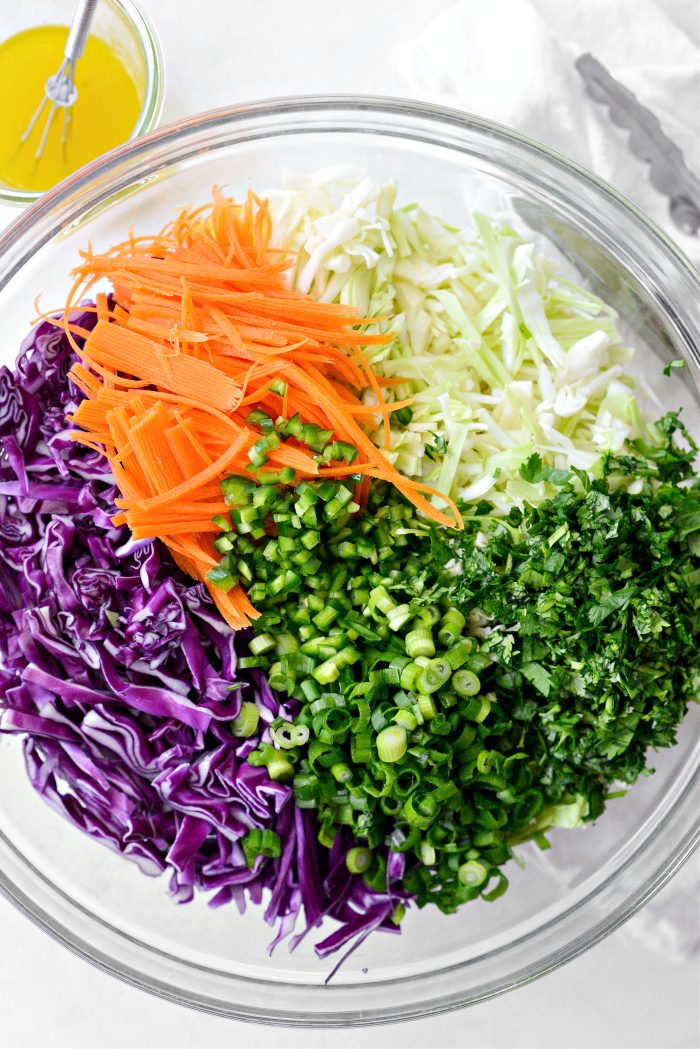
[231,702,260,738]
[416,693,438,720]
[444,640,474,669]
[437,608,467,646]
[452,669,481,697]
[291,724,310,746]
[266,754,295,782]
[405,628,435,658]
[454,724,477,752]
[267,661,290,691]
[387,603,412,631]
[310,694,346,715]
[474,694,492,723]
[417,604,441,627]
[416,658,451,694]
[312,658,340,685]
[402,793,437,830]
[331,762,353,783]
[317,820,337,849]
[399,661,421,690]
[351,732,372,764]
[367,585,396,616]
[481,872,509,902]
[345,846,372,874]
[393,708,418,731]
[270,723,301,750]
[282,652,314,679]
[275,633,299,655]
[237,654,266,671]
[420,841,436,866]
[476,749,493,774]
[458,860,488,887]
[248,633,275,656]
[376,725,407,763]
[214,466,514,908]
[242,828,281,867]
[313,606,338,631]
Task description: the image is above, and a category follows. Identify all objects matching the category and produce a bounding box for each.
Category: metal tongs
[576,52,700,237]
[20,0,99,160]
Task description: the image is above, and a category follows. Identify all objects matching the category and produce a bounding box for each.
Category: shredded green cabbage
[269,167,655,511]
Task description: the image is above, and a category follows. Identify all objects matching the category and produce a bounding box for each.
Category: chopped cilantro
[450,414,699,817]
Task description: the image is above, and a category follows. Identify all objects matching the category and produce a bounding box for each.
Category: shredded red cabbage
[0,317,407,962]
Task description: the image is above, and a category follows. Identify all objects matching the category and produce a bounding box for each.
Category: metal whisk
[21,0,99,159]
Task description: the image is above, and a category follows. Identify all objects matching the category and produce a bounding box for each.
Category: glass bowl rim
[0,0,166,207]
[0,94,698,1026]
[1,94,698,288]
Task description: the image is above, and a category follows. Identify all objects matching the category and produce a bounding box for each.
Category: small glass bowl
[0,0,164,206]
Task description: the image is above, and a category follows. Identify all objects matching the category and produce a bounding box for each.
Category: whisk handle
[64,0,99,64]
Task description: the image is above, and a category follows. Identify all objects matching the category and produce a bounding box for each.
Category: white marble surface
[1,1,699,1046]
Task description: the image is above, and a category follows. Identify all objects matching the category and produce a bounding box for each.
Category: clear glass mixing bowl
[0,97,698,1026]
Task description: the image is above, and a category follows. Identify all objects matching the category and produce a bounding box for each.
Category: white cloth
[394,0,700,963]
[393,0,700,266]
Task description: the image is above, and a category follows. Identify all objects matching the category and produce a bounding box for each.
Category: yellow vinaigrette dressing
[0,25,141,193]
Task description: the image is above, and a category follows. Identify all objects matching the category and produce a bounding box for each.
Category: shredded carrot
[64,188,461,628]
